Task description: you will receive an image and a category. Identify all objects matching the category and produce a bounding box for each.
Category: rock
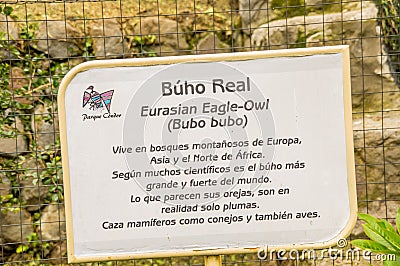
[195,33,231,54]
[34,21,83,58]
[353,115,400,202]
[0,117,28,157]
[31,102,59,149]
[0,14,19,59]
[8,67,28,92]
[239,0,313,35]
[90,19,128,58]
[48,240,67,264]
[129,17,189,56]
[7,252,42,264]
[8,67,39,105]
[0,208,34,245]
[0,14,19,41]
[252,17,299,49]
[251,2,400,112]
[20,177,42,212]
[37,204,66,241]
[0,174,11,197]
[252,2,377,49]
[19,156,47,212]
[239,0,351,35]
[305,0,323,6]
[239,0,270,35]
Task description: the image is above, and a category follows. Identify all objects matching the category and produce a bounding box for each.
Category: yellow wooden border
[58,45,357,263]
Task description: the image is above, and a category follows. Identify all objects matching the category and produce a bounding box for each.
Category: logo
[83,86,114,113]
[81,85,121,122]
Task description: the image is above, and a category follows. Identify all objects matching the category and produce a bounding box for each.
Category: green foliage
[31,150,63,203]
[290,28,306,48]
[0,5,13,16]
[82,37,95,59]
[131,34,157,57]
[0,19,63,141]
[0,66,16,138]
[270,0,305,19]
[16,232,51,261]
[0,194,20,214]
[351,208,400,265]
[0,26,20,138]
[20,23,37,41]
[10,21,68,96]
[0,6,67,209]
[268,0,344,21]
[132,35,156,46]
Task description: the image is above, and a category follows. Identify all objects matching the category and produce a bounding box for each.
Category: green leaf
[351,239,394,254]
[33,212,41,220]
[378,220,397,234]
[384,260,397,266]
[396,207,400,234]
[383,254,400,266]
[358,213,381,227]
[51,193,59,202]
[363,224,400,253]
[3,6,13,16]
[16,245,29,253]
[27,232,37,241]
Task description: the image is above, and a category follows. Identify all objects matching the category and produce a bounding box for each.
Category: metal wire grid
[0,0,399,265]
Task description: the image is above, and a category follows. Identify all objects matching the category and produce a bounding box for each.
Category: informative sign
[59,46,357,263]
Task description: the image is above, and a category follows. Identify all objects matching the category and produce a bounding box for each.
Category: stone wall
[238,0,400,241]
[0,1,399,263]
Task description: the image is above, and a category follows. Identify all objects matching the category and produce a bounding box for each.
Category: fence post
[204,255,222,266]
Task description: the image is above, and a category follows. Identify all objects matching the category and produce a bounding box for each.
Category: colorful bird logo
[82,86,114,113]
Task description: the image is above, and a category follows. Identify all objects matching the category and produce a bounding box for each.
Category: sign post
[205,255,222,266]
[59,46,356,263]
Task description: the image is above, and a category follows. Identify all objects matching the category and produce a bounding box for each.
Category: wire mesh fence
[0,0,399,265]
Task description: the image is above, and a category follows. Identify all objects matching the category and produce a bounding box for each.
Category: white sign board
[59,46,357,263]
